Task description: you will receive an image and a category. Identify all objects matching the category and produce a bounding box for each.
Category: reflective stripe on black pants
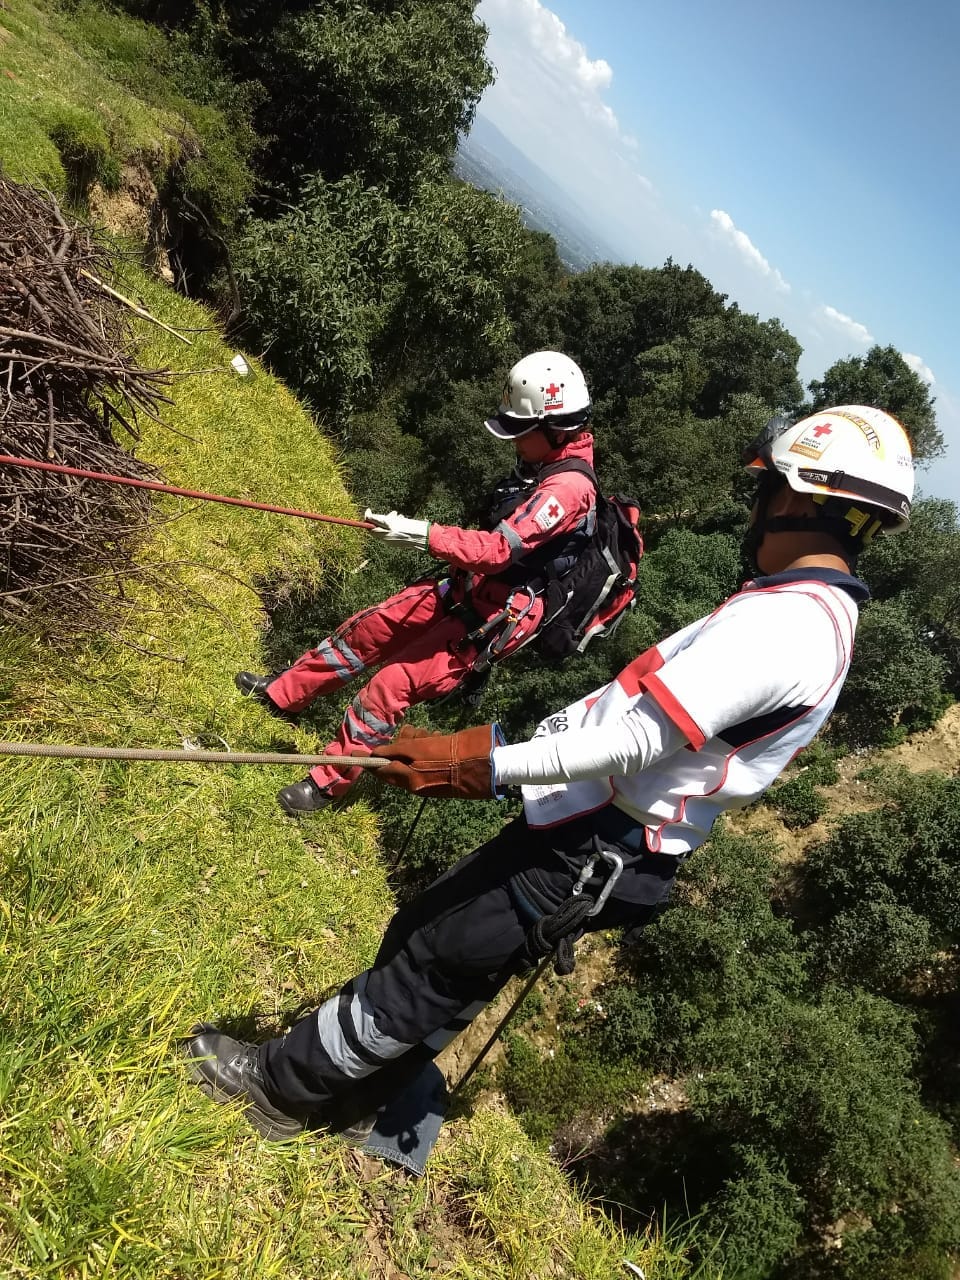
[258,815,677,1121]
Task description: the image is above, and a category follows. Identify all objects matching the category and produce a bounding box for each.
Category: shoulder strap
[536,458,599,490]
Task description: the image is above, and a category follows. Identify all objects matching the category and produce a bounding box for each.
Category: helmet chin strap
[761,514,861,563]
[744,473,867,570]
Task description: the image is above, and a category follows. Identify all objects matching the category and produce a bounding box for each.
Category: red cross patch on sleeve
[533,496,566,531]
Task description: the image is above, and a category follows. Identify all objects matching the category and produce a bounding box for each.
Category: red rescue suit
[267,433,597,798]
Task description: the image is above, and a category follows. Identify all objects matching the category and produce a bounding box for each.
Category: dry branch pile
[0,175,173,634]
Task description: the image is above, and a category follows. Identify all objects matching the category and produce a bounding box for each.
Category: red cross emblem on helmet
[544,381,563,409]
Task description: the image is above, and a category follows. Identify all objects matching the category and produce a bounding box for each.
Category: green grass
[0,0,253,223]
[0,0,186,192]
[0,1,716,1265]
[0,267,713,1276]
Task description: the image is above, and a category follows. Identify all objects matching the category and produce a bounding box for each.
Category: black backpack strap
[536,458,599,490]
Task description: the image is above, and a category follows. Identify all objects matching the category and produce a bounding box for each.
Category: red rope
[0,454,374,529]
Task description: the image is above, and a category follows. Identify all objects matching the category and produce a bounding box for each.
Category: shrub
[767,771,825,829]
[833,598,950,747]
[820,901,932,991]
[46,106,121,201]
[499,1030,646,1146]
[702,1146,804,1280]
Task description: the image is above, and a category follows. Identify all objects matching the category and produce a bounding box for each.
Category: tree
[632,527,743,634]
[500,229,568,357]
[558,260,727,413]
[808,345,942,464]
[244,0,492,194]
[236,173,525,421]
[832,598,950,746]
[112,0,493,201]
[859,497,960,699]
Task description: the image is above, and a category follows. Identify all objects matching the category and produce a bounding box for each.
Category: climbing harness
[440,457,642,675]
[0,455,374,529]
[447,585,538,676]
[452,840,623,1096]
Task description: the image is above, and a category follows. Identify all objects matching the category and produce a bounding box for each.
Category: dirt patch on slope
[729,702,960,859]
[89,156,175,281]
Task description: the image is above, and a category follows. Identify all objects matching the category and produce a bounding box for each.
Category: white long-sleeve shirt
[494,695,685,785]
[492,568,867,856]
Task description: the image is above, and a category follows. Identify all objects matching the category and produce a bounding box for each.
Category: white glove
[363,509,431,551]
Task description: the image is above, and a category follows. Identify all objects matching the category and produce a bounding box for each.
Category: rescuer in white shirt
[185,405,916,1143]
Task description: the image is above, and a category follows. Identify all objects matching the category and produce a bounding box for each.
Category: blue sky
[474,0,960,500]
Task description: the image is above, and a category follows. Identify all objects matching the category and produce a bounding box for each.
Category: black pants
[259,813,678,1122]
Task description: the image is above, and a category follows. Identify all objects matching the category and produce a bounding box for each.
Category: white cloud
[474,0,661,259]
[709,210,790,292]
[491,0,612,92]
[903,352,936,385]
[478,0,642,155]
[819,305,874,347]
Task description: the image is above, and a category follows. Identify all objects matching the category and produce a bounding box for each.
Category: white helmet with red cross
[485,351,592,439]
[742,404,915,535]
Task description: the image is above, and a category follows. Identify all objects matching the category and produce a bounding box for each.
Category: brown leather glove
[392,724,435,742]
[371,723,506,799]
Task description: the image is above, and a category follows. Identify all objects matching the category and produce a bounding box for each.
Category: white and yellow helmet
[485,351,592,439]
[742,404,915,538]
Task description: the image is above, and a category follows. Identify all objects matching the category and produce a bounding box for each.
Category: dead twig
[0,173,177,636]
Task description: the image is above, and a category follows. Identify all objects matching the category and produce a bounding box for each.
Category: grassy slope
[0,0,186,192]
[0,4,710,1276]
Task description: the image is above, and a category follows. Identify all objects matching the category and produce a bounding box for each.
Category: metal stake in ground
[387,795,430,874]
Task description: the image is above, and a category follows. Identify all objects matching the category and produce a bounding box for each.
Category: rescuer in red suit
[235,351,600,816]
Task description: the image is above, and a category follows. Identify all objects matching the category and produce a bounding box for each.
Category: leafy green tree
[807,344,943,463]
[557,261,802,425]
[632,527,743,633]
[243,0,492,193]
[689,310,804,420]
[121,0,492,194]
[609,389,766,521]
[557,261,728,411]
[859,496,960,700]
[832,598,950,746]
[552,262,802,518]
[694,988,960,1275]
[500,228,568,357]
[237,173,525,420]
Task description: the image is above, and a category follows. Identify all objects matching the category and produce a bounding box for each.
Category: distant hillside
[455,112,620,271]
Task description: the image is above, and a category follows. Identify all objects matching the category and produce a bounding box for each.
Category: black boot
[183,1023,309,1141]
[234,671,296,721]
[277,776,334,816]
